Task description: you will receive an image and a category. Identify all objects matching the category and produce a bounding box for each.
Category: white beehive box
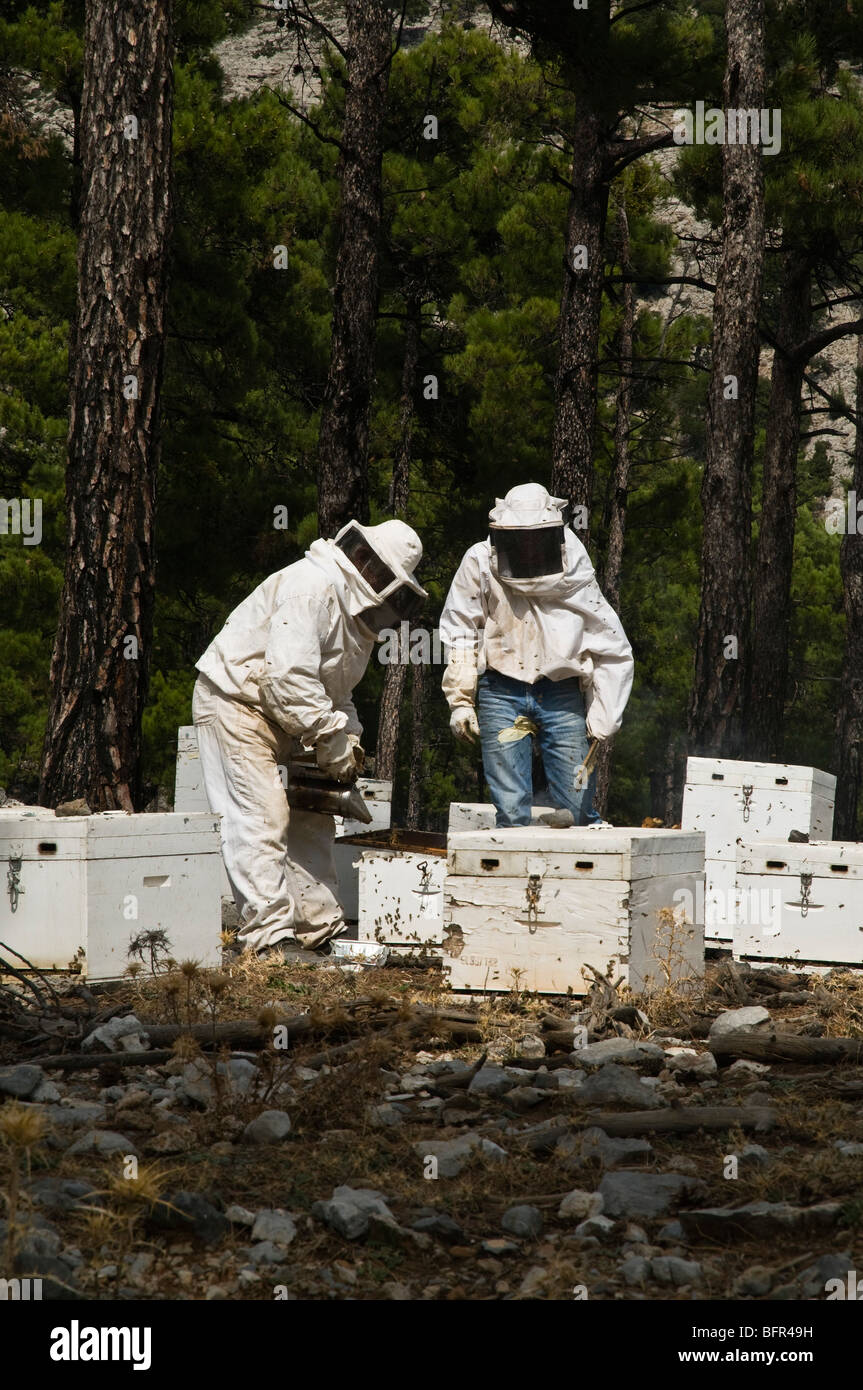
[356,836,448,948]
[448,803,558,832]
[0,811,223,979]
[175,724,391,919]
[443,826,705,994]
[681,758,836,945]
[734,840,863,968]
[333,780,392,921]
[175,725,231,896]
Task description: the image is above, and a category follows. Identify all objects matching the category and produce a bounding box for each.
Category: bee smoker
[285,762,373,823]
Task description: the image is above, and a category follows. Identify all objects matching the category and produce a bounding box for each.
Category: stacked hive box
[354,831,448,950]
[443,825,705,994]
[681,758,836,947]
[174,725,392,920]
[352,808,566,951]
[0,810,223,978]
[332,781,392,921]
[735,840,863,969]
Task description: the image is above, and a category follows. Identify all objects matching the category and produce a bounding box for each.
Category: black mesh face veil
[358,585,426,635]
[336,524,397,594]
[490,525,565,579]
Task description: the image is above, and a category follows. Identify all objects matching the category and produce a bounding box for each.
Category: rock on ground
[576,1064,668,1109]
[708,1006,771,1039]
[501,1205,543,1239]
[312,1186,395,1241]
[242,1110,292,1144]
[679,1201,842,1241]
[572,1039,665,1072]
[0,1064,44,1098]
[599,1171,702,1220]
[412,1132,508,1178]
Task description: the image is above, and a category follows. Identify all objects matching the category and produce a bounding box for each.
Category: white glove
[450,706,480,744]
[442,645,478,707]
[585,712,607,742]
[316,729,359,783]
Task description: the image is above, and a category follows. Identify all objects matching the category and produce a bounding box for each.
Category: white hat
[489,483,568,530]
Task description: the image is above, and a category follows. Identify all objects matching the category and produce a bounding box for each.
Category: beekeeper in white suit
[193,520,427,958]
[439,484,633,827]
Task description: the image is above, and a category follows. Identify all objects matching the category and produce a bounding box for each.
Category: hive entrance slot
[480,858,500,871]
[38,842,57,854]
[575,860,594,871]
[765,859,787,870]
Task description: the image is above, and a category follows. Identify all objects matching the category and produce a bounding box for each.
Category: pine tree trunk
[549,97,609,535]
[39,0,174,812]
[595,205,634,814]
[687,0,766,757]
[406,660,425,829]
[747,249,811,759]
[833,334,863,838]
[317,0,392,537]
[376,298,421,782]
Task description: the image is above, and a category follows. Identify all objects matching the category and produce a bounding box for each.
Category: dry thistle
[0,1101,48,1151]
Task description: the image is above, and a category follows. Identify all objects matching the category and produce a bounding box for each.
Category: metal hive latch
[741,784,754,823]
[799,871,813,918]
[7,855,24,913]
[413,860,439,919]
[525,874,542,934]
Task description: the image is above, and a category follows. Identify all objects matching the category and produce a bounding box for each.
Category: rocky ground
[1,952,862,1302]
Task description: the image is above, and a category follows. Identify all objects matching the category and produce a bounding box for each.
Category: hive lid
[737,839,863,877]
[685,757,836,795]
[447,825,700,854]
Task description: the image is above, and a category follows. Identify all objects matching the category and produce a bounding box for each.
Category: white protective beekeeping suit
[439,484,634,740]
[193,520,427,954]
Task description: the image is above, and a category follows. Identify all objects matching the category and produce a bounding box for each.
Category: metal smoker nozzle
[286,762,373,823]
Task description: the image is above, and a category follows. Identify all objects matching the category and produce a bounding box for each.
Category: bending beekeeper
[439,484,633,828]
[193,521,427,958]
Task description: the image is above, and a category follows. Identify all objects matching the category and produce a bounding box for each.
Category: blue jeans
[477,668,600,828]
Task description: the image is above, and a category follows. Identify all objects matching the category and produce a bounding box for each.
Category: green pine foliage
[0,5,857,816]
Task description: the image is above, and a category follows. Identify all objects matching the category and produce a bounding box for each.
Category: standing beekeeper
[193,520,427,958]
[439,483,633,827]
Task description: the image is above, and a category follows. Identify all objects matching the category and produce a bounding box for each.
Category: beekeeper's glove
[450,706,480,744]
[316,728,359,783]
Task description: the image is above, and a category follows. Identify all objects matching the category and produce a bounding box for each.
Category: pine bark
[406,660,426,830]
[549,98,609,535]
[833,334,863,837]
[595,205,634,814]
[39,0,174,811]
[376,299,421,781]
[317,0,393,537]
[687,0,766,757]
[748,249,811,759]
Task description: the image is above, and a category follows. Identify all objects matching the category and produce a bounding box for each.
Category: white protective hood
[439,527,634,740]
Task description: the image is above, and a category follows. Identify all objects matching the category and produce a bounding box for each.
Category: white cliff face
[212,1,443,105]
[9,10,861,497]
